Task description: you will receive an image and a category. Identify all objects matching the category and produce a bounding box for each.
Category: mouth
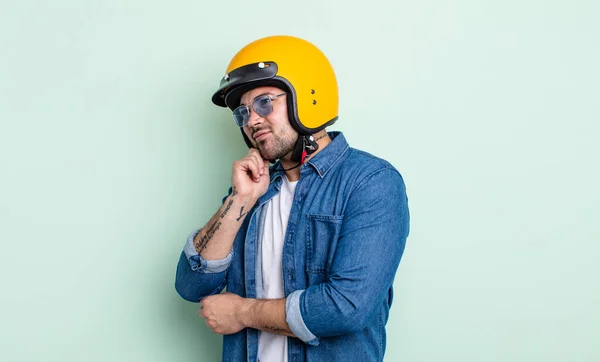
[253,130,271,142]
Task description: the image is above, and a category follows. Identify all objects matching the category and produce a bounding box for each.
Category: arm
[175,149,271,302]
[290,168,410,341]
[194,147,271,261]
[174,190,253,302]
[243,298,295,336]
[200,294,296,337]
[192,186,255,260]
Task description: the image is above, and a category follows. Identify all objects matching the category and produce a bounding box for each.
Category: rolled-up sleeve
[183,229,232,273]
[175,190,236,302]
[285,290,319,345]
[175,229,232,302]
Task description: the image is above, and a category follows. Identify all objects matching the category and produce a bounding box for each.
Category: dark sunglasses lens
[232,106,249,127]
[253,96,273,117]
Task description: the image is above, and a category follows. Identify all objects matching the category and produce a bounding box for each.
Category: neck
[281,131,331,182]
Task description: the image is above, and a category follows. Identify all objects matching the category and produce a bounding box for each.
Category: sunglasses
[232,92,286,127]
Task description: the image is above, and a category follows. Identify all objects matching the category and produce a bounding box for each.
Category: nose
[245,107,264,128]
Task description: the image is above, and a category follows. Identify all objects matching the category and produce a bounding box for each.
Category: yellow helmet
[212,35,339,135]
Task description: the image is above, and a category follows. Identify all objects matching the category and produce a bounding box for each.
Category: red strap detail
[301,150,308,164]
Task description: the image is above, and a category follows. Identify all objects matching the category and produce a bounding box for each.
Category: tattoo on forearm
[220,197,233,219]
[263,325,293,337]
[195,219,222,252]
[236,206,248,222]
[263,326,286,334]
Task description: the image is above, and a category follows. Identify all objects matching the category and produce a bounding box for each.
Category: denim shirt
[175,132,410,362]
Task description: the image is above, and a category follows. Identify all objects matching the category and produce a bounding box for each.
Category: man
[175,35,410,362]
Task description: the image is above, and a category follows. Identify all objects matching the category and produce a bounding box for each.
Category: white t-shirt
[258,175,297,362]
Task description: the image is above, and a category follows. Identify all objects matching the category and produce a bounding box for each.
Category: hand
[199,292,248,335]
[231,148,270,203]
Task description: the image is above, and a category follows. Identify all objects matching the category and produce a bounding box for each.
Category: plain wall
[1,0,599,361]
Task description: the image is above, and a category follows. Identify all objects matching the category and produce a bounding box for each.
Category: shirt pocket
[306,214,344,277]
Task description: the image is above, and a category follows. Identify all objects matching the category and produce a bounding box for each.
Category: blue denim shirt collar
[305,131,349,178]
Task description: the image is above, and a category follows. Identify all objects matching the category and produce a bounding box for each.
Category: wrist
[228,189,257,207]
[239,195,258,207]
[239,298,257,328]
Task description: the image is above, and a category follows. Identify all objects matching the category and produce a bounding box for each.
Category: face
[239,86,298,161]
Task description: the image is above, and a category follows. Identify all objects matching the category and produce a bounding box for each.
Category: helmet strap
[291,134,321,164]
[275,133,326,172]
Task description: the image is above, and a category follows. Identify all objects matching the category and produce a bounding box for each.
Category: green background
[1,0,598,361]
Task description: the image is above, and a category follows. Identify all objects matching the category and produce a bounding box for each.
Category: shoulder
[334,147,409,219]
[340,146,404,183]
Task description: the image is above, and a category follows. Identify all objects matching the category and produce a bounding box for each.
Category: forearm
[194,186,255,260]
[242,298,296,337]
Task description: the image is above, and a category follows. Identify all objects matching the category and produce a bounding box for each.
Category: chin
[256,148,278,162]
[259,150,277,161]
[255,145,271,159]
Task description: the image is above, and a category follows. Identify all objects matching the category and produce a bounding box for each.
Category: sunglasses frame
[232,92,287,127]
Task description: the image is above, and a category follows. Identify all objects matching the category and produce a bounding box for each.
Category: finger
[248,148,269,174]
[234,157,259,182]
[242,157,261,182]
[248,148,262,158]
[262,159,270,174]
[254,155,265,176]
[248,149,265,175]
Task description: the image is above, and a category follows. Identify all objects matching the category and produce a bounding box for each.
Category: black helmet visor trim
[211,62,278,107]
